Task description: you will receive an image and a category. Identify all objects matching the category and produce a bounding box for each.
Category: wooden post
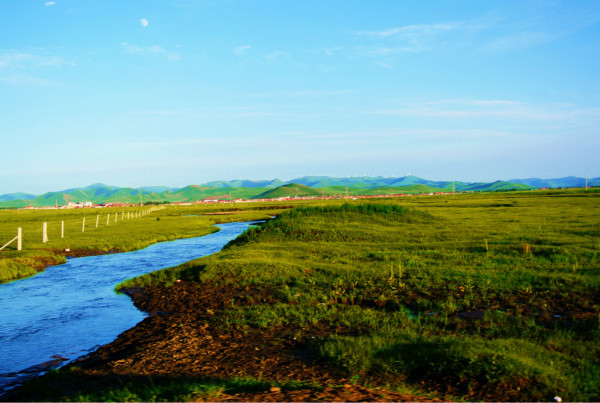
[43,222,48,243]
[17,227,22,251]
[82,217,86,232]
[127,211,130,220]
[96,214,99,228]
[107,214,110,225]
[61,221,64,238]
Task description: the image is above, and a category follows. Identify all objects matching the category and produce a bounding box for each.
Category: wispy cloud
[483,31,557,52]
[233,45,251,55]
[45,1,55,6]
[352,11,576,62]
[0,51,72,86]
[0,73,59,86]
[263,51,288,60]
[235,89,355,99]
[120,42,181,61]
[356,23,462,54]
[129,106,285,119]
[121,42,164,54]
[0,52,72,69]
[367,99,600,126]
[358,23,458,39]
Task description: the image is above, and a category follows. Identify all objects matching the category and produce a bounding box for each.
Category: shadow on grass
[1,370,297,402]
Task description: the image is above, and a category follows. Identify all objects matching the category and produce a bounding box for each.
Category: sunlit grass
[0,203,285,283]
[116,190,600,400]
[6,190,600,401]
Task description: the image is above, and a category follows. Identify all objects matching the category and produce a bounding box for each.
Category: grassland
[3,190,600,401]
[0,203,285,284]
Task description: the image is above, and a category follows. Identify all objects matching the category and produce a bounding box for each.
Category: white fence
[0,228,21,251]
[0,206,164,252]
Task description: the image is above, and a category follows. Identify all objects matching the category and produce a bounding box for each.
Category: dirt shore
[3,280,441,402]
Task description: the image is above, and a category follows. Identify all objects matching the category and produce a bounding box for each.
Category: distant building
[67,201,93,208]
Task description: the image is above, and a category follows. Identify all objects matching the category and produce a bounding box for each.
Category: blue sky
[1,0,599,194]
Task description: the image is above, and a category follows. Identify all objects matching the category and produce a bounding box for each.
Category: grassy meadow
[0,203,283,284]
[113,190,600,401]
[2,189,599,401]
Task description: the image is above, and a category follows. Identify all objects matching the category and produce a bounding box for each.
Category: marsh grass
[117,191,600,400]
[8,190,600,401]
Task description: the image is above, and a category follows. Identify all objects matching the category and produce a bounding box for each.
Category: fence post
[61,221,64,238]
[17,227,22,251]
[127,211,130,220]
[107,214,110,226]
[43,222,48,243]
[82,217,86,232]
[96,214,99,228]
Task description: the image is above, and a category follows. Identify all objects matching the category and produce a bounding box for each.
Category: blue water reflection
[0,221,253,392]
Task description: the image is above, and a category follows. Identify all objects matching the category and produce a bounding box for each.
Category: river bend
[0,221,254,393]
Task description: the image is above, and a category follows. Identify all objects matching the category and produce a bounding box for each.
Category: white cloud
[263,51,288,60]
[483,31,557,52]
[146,45,165,54]
[233,45,250,55]
[356,23,461,53]
[0,51,72,86]
[129,106,284,119]
[120,42,180,60]
[121,42,164,54]
[0,73,59,86]
[366,99,600,126]
[45,1,55,6]
[140,18,149,27]
[167,52,181,61]
[359,23,458,39]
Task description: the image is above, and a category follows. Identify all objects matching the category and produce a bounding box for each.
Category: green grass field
[114,190,600,401]
[2,190,599,401]
[0,203,285,283]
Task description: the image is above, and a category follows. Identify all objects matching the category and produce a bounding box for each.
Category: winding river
[0,220,255,393]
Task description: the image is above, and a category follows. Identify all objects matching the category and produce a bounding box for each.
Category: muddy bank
[2,280,440,402]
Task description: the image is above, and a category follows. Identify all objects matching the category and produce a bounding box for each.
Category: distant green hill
[459,181,533,192]
[0,192,37,202]
[0,175,571,208]
[254,183,325,199]
[170,185,268,201]
[359,184,446,195]
[203,179,284,189]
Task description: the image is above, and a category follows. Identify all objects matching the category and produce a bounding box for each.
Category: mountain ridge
[0,175,596,207]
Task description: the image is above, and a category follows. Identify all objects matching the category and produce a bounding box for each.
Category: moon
[140,18,149,27]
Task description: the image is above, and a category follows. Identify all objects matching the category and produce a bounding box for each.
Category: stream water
[0,221,255,394]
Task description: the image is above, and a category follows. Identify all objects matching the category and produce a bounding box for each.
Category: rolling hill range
[254,183,327,199]
[0,175,595,208]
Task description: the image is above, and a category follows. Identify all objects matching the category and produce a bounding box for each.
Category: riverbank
[0,205,281,284]
[2,280,439,402]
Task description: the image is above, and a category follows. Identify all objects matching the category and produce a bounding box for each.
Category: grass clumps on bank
[9,191,600,401]
[112,194,600,401]
[0,250,66,283]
